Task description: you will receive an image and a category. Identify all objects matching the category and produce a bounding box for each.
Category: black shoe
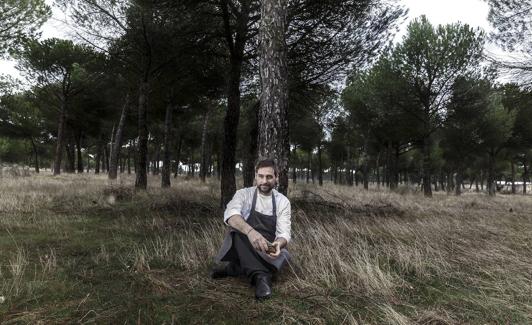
[254,274,272,300]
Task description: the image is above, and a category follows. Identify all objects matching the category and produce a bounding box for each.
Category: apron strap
[251,187,258,211]
[272,190,276,218]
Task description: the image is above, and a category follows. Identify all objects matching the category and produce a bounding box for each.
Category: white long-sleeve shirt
[223,186,291,243]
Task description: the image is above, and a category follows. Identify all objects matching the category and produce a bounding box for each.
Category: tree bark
[173,133,183,178]
[511,159,516,194]
[30,137,39,173]
[243,101,259,187]
[317,142,323,186]
[104,144,110,173]
[455,170,462,196]
[422,135,433,197]
[66,136,75,173]
[135,81,149,189]
[199,108,210,183]
[523,158,529,195]
[127,143,131,174]
[95,134,103,174]
[109,95,130,180]
[488,150,496,196]
[53,100,67,175]
[162,102,173,187]
[257,0,289,196]
[75,132,83,173]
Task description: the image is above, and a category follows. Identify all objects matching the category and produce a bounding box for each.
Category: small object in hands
[266,241,277,254]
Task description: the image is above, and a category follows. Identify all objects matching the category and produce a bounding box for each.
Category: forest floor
[0,172,531,324]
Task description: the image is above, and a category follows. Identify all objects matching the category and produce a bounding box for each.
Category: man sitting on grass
[211,158,291,300]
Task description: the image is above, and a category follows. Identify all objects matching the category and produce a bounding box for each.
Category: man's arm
[227,215,269,253]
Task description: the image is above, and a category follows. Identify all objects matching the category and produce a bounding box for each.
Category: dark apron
[214,188,290,271]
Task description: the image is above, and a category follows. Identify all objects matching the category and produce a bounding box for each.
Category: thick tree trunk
[53,101,67,175]
[30,137,39,173]
[162,102,173,188]
[219,1,251,207]
[422,135,433,197]
[221,58,243,206]
[257,0,289,195]
[109,95,129,180]
[135,81,149,189]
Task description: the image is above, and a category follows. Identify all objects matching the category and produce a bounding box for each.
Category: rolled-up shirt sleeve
[223,189,246,225]
[275,198,291,243]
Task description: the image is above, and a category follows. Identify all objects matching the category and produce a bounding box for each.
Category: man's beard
[258,184,273,194]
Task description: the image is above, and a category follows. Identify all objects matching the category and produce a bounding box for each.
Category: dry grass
[0,172,531,323]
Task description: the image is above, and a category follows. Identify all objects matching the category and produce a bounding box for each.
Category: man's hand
[267,241,281,258]
[247,229,269,253]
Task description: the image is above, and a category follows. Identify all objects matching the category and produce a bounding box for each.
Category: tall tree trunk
[318,143,323,186]
[95,133,103,174]
[199,108,210,183]
[162,102,173,187]
[291,146,297,184]
[220,1,252,207]
[257,0,289,195]
[30,137,39,173]
[75,132,83,173]
[243,101,259,187]
[480,169,484,191]
[66,135,75,173]
[374,165,378,190]
[53,100,67,175]
[488,150,496,196]
[153,144,161,175]
[455,170,462,196]
[511,159,516,194]
[173,133,183,178]
[109,95,130,180]
[422,135,433,197]
[86,149,90,173]
[127,143,131,174]
[104,144,110,173]
[135,81,149,189]
[523,158,529,195]
[306,150,311,183]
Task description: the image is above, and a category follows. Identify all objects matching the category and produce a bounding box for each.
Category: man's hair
[255,158,278,176]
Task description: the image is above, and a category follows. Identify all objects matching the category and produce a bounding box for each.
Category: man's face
[255,166,277,194]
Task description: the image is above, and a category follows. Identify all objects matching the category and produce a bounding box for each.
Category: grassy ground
[0,172,531,324]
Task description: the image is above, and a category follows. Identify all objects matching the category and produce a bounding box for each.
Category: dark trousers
[224,232,275,283]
